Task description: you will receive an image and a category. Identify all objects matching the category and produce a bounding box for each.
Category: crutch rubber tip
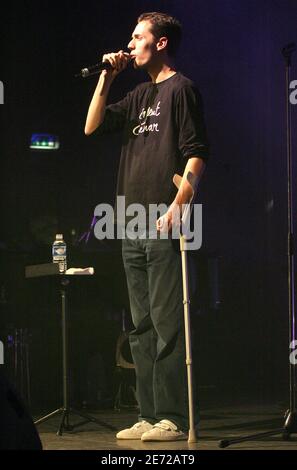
[188,430,197,443]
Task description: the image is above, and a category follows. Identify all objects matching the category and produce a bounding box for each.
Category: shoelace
[133,421,150,429]
[153,420,177,431]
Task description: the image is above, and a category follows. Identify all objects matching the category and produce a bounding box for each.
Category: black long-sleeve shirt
[97,72,209,213]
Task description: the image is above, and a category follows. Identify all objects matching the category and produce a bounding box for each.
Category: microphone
[75,61,113,78]
[281,42,296,60]
[75,54,133,78]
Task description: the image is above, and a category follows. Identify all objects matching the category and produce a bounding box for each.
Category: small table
[25,263,117,435]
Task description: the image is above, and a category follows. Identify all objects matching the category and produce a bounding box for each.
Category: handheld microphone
[75,61,113,78]
[75,54,133,78]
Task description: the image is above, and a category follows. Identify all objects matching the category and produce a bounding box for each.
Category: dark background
[0,0,296,412]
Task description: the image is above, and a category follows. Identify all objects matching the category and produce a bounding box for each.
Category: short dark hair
[137,12,182,57]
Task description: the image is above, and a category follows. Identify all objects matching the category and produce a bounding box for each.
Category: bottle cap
[56,234,63,240]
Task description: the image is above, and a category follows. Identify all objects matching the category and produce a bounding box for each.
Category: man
[85,12,209,441]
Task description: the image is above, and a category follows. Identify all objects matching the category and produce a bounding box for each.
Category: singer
[85,12,209,441]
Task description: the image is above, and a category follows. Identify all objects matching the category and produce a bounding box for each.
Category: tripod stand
[219,42,297,448]
[34,273,116,436]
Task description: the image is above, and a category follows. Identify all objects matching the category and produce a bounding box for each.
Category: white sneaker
[116,420,154,440]
[141,419,187,441]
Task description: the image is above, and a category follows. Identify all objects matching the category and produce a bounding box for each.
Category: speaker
[0,370,42,450]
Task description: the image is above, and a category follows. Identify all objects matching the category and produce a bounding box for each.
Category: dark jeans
[122,236,199,432]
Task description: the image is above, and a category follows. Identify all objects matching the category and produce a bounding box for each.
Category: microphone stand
[218,42,297,448]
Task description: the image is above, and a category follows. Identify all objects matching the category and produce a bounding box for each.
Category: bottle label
[52,246,66,256]
[52,242,67,273]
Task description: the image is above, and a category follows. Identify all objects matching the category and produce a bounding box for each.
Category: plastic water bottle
[52,234,67,273]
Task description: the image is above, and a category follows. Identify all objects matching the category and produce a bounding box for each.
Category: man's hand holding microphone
[101,50,132,79]
[84,50,133,135]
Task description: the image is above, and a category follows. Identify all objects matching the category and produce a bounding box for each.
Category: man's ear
[156,36,168,52]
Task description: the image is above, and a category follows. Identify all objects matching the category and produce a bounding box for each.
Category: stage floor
[35,401,297,451]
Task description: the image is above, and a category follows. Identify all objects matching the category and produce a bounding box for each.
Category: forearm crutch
[173,171,197,443]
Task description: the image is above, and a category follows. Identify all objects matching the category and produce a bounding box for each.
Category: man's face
[128,21,158,69]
